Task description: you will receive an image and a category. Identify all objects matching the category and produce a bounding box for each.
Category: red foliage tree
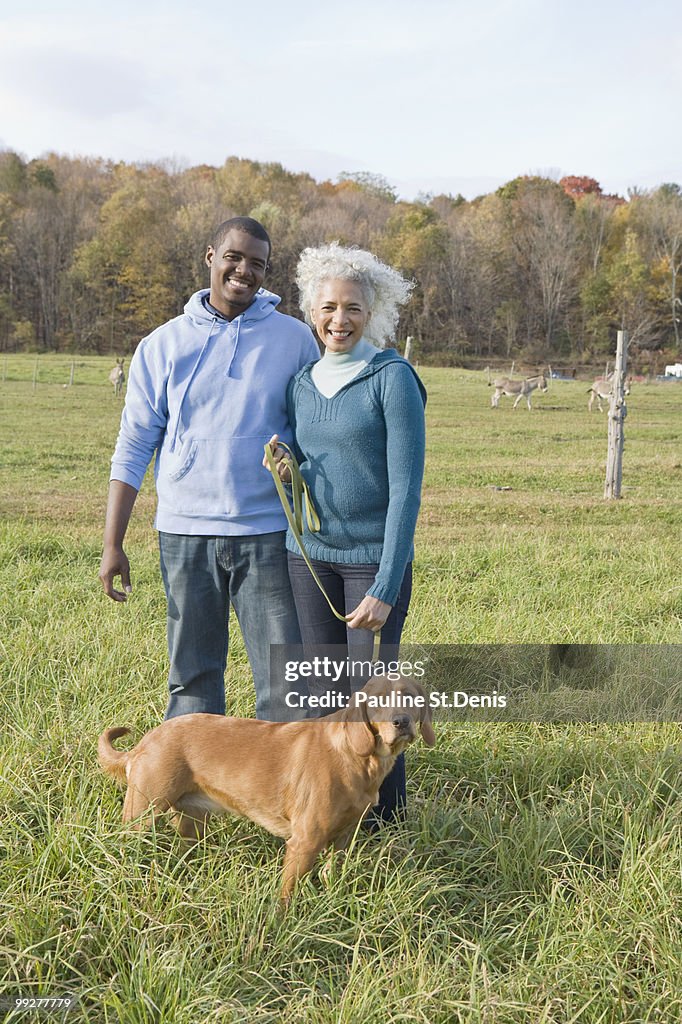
[560,175,603,200]
[561,175,625,205]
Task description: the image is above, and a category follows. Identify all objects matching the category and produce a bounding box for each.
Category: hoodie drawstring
[169,319,217,453]
[225,316,241,380]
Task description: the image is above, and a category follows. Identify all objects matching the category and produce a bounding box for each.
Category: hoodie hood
[169,287,284,446]
[184,287,281,326]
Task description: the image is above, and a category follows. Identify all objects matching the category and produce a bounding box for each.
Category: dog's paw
[320,850,345,887]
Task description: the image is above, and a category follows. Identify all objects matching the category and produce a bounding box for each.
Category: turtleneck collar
[311,337,380,398]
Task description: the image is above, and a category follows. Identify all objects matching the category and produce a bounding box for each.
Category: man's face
[205,229,270,319]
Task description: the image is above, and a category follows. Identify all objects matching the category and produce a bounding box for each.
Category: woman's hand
[263,433,292,483]
[346,595,392,632]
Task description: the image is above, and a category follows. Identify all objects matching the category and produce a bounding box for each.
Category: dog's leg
[280,834,327,905]
[320,829,355,885]
[122,785,167,826]
[172,810,210,844]
[122,770,173,827]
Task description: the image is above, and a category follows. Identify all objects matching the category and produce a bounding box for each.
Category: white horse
[109,359,125,397]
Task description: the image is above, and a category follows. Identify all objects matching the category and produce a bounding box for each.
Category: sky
[0,0,679,201]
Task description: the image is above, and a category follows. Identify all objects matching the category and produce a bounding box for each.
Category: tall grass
[1,357,681,1022]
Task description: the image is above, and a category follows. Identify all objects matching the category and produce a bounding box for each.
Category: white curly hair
[296,242,413,348]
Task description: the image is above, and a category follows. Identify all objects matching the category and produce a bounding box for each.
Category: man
[99,217,319,720]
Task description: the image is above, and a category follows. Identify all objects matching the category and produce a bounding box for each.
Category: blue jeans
[287,554,413,824]
[159,531,301,721]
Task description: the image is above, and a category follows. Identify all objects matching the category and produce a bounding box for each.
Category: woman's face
[310,279,371,353]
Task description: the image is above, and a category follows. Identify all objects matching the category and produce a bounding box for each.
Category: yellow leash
[264,441,382,663]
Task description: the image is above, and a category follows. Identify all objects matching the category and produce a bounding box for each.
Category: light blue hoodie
[110,288,320,535]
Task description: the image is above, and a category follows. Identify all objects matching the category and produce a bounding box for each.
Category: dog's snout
[393,714,411,731]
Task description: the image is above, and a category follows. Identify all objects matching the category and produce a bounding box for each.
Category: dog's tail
[98,727,133,784]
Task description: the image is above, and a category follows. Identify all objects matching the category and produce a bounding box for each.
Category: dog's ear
[413,683,436,747]
[343,692,376,757]
[420,704,436,747]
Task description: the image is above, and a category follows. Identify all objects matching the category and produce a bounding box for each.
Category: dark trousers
[287,553,413,824]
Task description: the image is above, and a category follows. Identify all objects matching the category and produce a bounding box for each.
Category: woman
[271,242,426,823]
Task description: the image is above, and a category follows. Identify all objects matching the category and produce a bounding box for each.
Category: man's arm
[99,480,139,602]
[101,333,168,602]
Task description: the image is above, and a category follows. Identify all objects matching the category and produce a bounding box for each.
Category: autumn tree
[168,164,226,305]
[379,204,449,349]
[2,150,681,364]
[560,175,603,201]
[445,194,517,358]
[70,164,177,352]
[606,226,657,346]
[4,154,101,350]
[336,172,398,204]
[632,185,682,350]
[494,177,578,354]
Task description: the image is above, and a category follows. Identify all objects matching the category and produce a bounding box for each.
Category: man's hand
[263,433,292,483]
[345,595,392,632]
[100,480,138,601]
[99,544,132,602]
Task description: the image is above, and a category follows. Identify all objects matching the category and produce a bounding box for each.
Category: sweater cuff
[366,578,399,607]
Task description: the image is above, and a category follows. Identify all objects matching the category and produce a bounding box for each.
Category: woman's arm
[366,363,426,607]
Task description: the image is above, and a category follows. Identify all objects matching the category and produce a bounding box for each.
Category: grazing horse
[109,359,125,397]
[587,373,630,412]
[489,374,548,410]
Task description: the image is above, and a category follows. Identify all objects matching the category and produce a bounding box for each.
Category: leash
[264,441,381,664]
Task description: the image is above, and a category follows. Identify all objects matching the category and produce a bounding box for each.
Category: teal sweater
[286,350,426,606]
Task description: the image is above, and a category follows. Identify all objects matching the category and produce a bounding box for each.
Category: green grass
[1,357,681,1022]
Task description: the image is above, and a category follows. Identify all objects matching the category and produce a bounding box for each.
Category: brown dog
[98,675,435,903]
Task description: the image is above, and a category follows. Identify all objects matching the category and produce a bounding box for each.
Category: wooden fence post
[604,330,628,499]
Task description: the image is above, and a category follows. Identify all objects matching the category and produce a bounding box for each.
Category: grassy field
[1,355,681,1022]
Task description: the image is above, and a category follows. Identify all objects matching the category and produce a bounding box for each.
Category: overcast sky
[0,0,679,200]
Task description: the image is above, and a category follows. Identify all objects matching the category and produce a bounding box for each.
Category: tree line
[0,150,680,370]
